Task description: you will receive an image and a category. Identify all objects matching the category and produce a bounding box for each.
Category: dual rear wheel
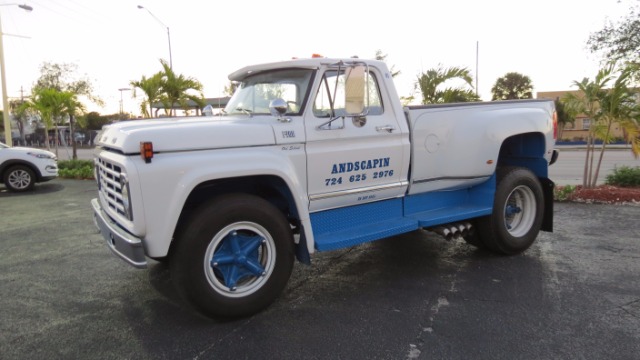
[465,167,545,255]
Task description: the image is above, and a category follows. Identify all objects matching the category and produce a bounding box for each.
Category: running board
[406,205,492,228]
[313,217,418,251]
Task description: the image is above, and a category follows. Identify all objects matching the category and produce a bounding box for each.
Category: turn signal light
[140,142,153,163]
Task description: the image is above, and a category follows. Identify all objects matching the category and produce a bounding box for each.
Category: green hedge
[606,166,640,187]
[58,159,94,179]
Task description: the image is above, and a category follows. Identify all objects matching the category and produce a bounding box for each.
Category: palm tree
[562,65,613,188]
[25,88,78,155]
[562,63,639,188]
[416,65,479,104]
[130,72,163,118]
[595,66,640,177]
[554,99,575,140]
[157,59,205,116]
[62,93,86,159]
[491,72,533,100]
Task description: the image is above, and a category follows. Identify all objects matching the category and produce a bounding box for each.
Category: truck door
[305,65,408,212]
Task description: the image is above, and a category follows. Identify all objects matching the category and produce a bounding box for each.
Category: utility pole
[475,41,479,97]
[118,88,131,119]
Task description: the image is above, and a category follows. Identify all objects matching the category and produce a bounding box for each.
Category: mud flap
[540,177,554,232]
[295,226,311,265]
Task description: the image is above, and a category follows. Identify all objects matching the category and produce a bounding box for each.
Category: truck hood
[96,117,276,154]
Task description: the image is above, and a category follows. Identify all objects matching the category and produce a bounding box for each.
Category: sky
[0,0,633,116]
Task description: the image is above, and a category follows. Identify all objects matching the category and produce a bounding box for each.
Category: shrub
[58,159,95,179]
[605,166,640,187]
[554,185,576,201]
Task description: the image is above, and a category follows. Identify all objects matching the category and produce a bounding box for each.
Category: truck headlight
[120,173,133,220]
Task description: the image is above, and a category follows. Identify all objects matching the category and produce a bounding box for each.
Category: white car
[0,142,58,192]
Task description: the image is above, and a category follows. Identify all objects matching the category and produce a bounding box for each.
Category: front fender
[136,145,311,258]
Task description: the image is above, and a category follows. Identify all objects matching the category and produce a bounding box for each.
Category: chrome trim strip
[413,175,490,184]
[121,143,302,156]
[309,181,409,201]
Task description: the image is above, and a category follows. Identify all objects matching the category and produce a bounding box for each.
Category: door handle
[376,125,396,133]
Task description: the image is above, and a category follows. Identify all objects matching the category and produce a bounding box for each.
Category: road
[550,147,640,185]
[1,179,639,359]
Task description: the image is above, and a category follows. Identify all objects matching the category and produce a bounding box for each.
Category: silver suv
[0,142,58,192]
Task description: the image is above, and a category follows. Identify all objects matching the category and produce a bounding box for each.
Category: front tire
[170,194,294,318]
[476,167,544,255]
[4,165,36,192]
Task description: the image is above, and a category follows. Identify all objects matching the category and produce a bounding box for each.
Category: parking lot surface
[1,179,639,359]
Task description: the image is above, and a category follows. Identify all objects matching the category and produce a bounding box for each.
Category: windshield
[224,68,314,116]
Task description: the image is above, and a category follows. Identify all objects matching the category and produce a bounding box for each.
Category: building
[149,97,231,117]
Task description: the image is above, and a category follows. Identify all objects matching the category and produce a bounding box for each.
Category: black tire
[475,167,544,255]
[4,165,36,192]
[170,193,294,318]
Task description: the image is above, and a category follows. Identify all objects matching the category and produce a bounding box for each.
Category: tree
[554,99,575,140]
[34,62,103,105]
[416,65,480,104]
[23,88,80,156]
[9,99,33,145]
[491,72,533,100]
[157,59,205,116]
[374,50,401,78]
[562,63,640,188]
[130,72,163,118]
[587,2,640,67]
[81,111,111,131]
[63,94,86,159]
[223,81,238,97]
[33,62,101,158]
[595,66,640,167]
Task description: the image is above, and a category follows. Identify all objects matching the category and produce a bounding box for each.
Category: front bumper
[91,198,147,268]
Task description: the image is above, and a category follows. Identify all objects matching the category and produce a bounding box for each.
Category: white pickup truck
[91,57,558,318]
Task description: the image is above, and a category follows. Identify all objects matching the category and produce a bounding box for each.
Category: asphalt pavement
[1,179,639,359]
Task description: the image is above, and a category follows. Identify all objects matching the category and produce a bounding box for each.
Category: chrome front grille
[96,158,126,217]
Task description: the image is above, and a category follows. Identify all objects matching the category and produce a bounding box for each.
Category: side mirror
[269,98,291,123]
[203,104,215,117]
[344,65,366,115]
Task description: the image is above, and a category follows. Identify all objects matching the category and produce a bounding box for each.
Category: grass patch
[554,185,577,201]
[58,159,94,179]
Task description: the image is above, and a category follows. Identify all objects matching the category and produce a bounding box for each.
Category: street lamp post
[137,5,172,69]
[1,3,32,147]
[118,88,131,119]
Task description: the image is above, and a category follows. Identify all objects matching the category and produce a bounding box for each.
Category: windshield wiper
[235,107,253,117]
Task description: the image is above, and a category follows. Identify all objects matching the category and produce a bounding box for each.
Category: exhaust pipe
[464,222,473,236]
[433,226,453,240]
[430,222,474,241]
[458,224,467,237]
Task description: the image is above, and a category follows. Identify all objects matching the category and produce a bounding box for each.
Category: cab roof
[227,57,386,81]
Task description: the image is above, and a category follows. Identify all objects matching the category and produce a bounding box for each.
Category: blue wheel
[171,194,294,318]
[205,222,276,297]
